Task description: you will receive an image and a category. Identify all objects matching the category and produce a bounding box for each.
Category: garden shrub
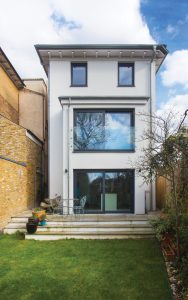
[150,213,175,240]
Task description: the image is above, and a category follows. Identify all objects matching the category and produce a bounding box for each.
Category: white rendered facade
[36,44,168,214]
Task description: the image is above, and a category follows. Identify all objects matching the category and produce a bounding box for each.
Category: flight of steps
[4,213,154,240]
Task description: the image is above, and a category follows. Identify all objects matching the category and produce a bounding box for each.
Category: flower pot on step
[32,209,46,221]
[28,217,39,225]
[26,222,37,234]
[39,220,47,226]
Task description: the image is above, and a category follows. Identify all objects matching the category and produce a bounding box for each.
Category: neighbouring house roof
[22,78,47,95]
[35,44,168,76]
[0,47,25,89]
[22,78,46,84]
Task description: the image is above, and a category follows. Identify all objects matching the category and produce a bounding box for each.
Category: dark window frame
[71,62,87,87]
[73,108,135,152]
[118,62,134,87]
[74,169,135,214]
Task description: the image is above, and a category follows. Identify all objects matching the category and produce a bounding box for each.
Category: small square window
[71,62,87,86]
[118,63,134,86]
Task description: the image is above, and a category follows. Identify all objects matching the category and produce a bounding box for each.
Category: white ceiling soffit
[35,44,168,76]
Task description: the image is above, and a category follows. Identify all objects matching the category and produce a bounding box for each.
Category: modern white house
[35,44,168,215]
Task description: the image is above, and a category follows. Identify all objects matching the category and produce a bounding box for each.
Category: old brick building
[0,48,47,229]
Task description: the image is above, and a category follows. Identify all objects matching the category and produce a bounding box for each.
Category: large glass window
[75,171,103,211]
[74,110,134,151]
[118,63,134,86]
[105,172,133,211]
[74,170,134,213]
[71,62,87,86]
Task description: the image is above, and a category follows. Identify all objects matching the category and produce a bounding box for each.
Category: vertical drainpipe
[18,89,20,124]
[42,94,45,199]
[67,97,71,211]
[150,45,156,211]
[34,168,36,207]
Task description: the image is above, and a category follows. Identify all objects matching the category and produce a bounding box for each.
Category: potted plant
[39,213,47,226]
[32,207,46,221]
[26,217,38,234]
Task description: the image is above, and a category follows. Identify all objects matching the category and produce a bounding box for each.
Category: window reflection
[118,63,134,86]
[74,170,134,212]
[105,112,133,150]
[71,63,87,86]
[74,110,134,151]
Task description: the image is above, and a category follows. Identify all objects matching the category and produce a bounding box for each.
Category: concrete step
[37,227,154,233]
[11,217,29,222]
[47,214,149,221]
[25,231,155,240]
[4,219,152,234]
[4,228,26,234]
[4,224,153,234]
[4,213,154,238]
[10,215,149,222]
[6,220,150,227]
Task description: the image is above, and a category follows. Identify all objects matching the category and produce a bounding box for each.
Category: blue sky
[141,0,188,111]
[141,0,188,51]
[0,0,187,115]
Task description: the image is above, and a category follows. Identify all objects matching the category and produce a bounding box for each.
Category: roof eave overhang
[0,48,25,89]
[35,44,168,77]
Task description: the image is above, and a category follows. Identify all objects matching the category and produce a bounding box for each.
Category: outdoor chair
[40,195,61,214]
[74,196,87,215]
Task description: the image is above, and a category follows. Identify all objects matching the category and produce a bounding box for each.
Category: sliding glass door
[74,170,134,213]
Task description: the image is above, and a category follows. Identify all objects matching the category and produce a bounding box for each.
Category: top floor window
[71,62,87,86]
[118,63,134,86]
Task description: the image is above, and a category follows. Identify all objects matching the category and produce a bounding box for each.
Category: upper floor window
[74,109,135,152]
[118,63,134,86]
[71,62,87,86]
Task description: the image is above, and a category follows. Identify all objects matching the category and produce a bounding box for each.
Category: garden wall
[0,115,42,229]
[156,176,171,209]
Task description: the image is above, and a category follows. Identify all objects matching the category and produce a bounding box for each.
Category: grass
[0,234,172,300]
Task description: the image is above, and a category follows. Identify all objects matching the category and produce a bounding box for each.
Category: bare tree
[74,112,106,150]
[136,110,188,255]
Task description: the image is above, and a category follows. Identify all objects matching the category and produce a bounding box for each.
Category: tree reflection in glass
[74,110,134,151]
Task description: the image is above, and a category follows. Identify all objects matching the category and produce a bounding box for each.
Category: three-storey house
[36,44,168,215]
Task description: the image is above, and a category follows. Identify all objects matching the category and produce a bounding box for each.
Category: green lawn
[0,234,172,300]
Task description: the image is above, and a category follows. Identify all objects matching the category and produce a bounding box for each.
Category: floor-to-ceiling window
[74,170,134,213]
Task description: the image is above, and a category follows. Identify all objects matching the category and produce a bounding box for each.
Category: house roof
[0,47,25,89]
[35,44,168,76]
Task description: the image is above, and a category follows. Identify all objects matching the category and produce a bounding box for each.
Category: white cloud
[161,50,188,88]
[166,15,188,39]
[50,0,155,44]
[166,25,176,34]
[106,114,129,134]
[166,24,178,38]
[157,93,188,127]
[0,0,155,78]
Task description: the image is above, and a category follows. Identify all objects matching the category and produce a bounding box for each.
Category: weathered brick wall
[0,116,26,161]
[0,160,27,228]
[26,136,42,208]
[0,95,19,124]
[0,116,42,229]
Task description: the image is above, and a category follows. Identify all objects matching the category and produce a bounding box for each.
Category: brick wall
[0,116,42,229]
[0,95,19,124]
[0,160,27,228]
